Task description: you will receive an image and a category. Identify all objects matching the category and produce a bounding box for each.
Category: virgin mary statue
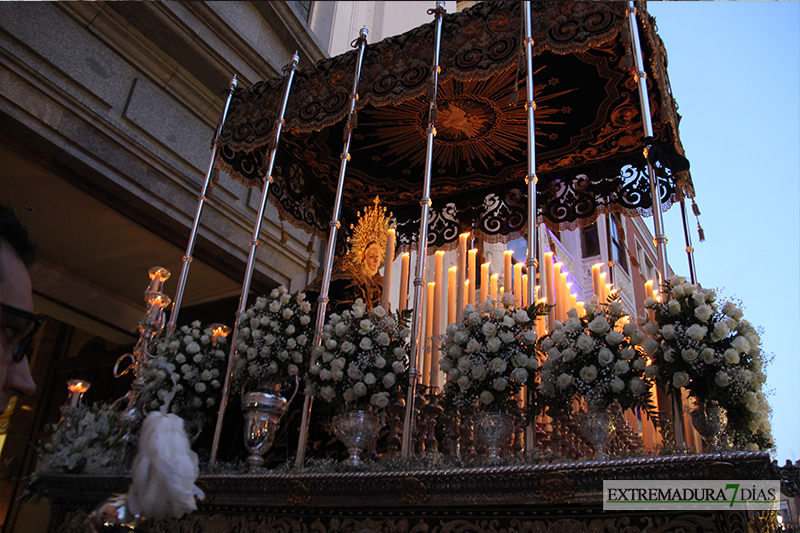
[305,197,392,314]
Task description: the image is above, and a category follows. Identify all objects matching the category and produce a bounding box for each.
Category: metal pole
[167,75,238,337]
[627,2,684,449]
[679,199,697,284]
[626,2,668,292]
[522,0,539,456]
[295,28,369,469]
[401,1,446,458]
[210,52,300,463]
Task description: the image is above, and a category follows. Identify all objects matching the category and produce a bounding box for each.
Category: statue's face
[363,243,381,276]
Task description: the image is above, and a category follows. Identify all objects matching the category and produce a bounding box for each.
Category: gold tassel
[697,223,705,243]
[280,219,288,244]
[692,199,701,216]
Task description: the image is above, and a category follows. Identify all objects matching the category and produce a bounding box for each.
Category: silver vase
[580,410,616,461]
[241,390,288,467]
[474,412,515,462]
[332,410,382,466]
[690,400,728,452]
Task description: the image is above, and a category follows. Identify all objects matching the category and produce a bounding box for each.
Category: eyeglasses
[0,304,44,363]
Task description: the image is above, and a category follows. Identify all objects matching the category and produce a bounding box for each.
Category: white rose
[663,347,674,362]
[343,389,356,403]
[598,348,614,366]
[325,338,337,350]
[392,360,405,374]
[457,375,472,390]
[447,368,461,382]
[588,316,610,335]
[353,382,367,396]
[285,324,296,336]
[458,357,472,373]
[393,346,406,358]
[378,332,391,346]
[714,371,730,387]
[300,315,311,325]
[565,316,581,331]
[372,305,386,318]
[489,357,507,373]
[374,356,386,369]
[723,301,744,321]
[642,338,659,356]
[694,304,713,323]
[487,337,503,353]
[511,367,528,383]
[493,306,507,319]
[471,364,487,381]
[454,330,469,345]
[644,364,658,379]
[186,342,201,355]
[340,341,354,354]
[501,292,516,308]
[269,301,281,313]
[629,377,646,396]
[732,336,751,354]
[467,339,482,353]
[611,377,625,393]
[613,359,630,374]
[686,324,707,342]
[359,319,374,334]
[513,309,530,324]
[492,377,508,391]
[556,373,573,389]
[702,348,716,364]
[370,392,389,408]
[482,322,497,338]
[526,356,539,370]
[668,300,682,315]
[331,369,344,381]
[724,348,740,365]
[682,348,698,363]
[334,322,348,337]
[502,316,515,329]
[479,391,495,405]
[561,349,576,363]
[359,337,373,350]
[383,373,396,388]
[605,330,624,345]
[644,321,659,335]
[498,331,515,344]
[633,357,646,370]
[175,354,186,364]
[347,365,362,380]
[320,386,336,402]
[580,365,598,383]
[672,371,690,388]
[661,324,676,341]
[288,364,299,376]
[513,354,529,368]
[576,334,594,353]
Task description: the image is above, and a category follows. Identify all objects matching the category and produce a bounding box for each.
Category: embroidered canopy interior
[216,0,693,253]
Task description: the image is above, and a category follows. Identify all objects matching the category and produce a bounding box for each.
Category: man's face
[0,241,36,412]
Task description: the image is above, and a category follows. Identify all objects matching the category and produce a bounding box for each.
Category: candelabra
[113,266,171,458]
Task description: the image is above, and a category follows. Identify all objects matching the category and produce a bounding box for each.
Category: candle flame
[67,380,90,394]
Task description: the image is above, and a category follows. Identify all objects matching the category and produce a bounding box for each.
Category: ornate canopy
[216,0,692,253]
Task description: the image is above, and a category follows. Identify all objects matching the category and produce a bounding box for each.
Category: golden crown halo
[346,197,393,272]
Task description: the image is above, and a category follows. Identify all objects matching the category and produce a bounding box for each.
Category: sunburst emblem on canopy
[358,66,577,177]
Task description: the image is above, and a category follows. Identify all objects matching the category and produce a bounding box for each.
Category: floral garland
[640,275,772,451]
[140,321,227,433]
[439,294,544,414]
[538,299,655,415]
[37,401,127,474]
[307,299,410,413]
[232,286,314,392]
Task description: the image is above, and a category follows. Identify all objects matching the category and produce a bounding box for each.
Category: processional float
[165,0,700,463]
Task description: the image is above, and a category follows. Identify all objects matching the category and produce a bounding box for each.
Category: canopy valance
[216,0,692,253]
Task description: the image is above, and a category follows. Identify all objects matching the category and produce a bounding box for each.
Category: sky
[645,2,800,463]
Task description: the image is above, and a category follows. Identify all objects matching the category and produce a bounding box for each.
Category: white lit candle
[399,252,410,311]
[599,272,607,303]
[480,262,490,306]
[432,252,444,389]
[382,228,396,308]
[514,263,523,307]
[522,274,528,307]
[468,248,477,307]
[457,233,469,321]
[448,266,457,324]
[490,273,499,301]
[553,262,563,321]
[503,250,513,297]
[592,263,603,301]
[424,282,435,387]
[544,252,555,328]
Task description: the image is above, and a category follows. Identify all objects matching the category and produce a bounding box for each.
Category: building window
[610,213,628,273]
[287,1,312,23]
[581,223,600,258]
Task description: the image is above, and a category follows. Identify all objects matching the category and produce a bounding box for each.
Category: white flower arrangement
[439,294,544,414]
[232,286,314,392]
[37,401,127,474]
[140,320,227,432]
[641,275,773,451]
[538,299,655,415]
[306,299,410,413]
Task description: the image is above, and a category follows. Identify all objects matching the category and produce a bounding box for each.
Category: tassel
[692,199,701,216]
[697,223,705,242]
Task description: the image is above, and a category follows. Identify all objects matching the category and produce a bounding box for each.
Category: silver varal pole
[295,28,369,469]
[626,2,685,449]
[522,0,538,457]
[210,52,300,463]
[167,74,238,337]
[679,199,697,284]
[402,0,446,458]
